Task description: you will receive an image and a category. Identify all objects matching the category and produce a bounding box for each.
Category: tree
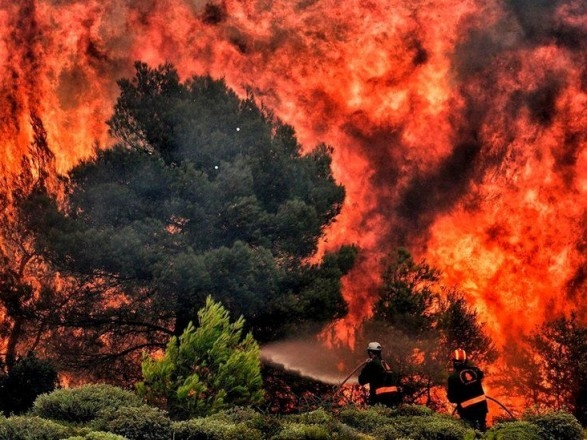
[136,296,264,419]
[437,288,497,365]
[526,313,587,425]
[0,114,63,375]
[374,247,440,335]
[24,61,354,380]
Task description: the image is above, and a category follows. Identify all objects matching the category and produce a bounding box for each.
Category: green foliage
[0,353,58,416]
[285,408,334,425]
[371,423,402,440]
[374,247,440,333]
[206,407,279,435]
[390,404,435,417]
[336,404,473,440]
[0,399,584,440]
[31,384,142,423]
[271,422,331,440]
[338,406,395,433]
[0,415,70,440]
[137,296,264,418]
[64,432,129,440]
[526,314,587,424]
[92,405,172,440]
[390,415,472,440]
[524,411,584,440]
[25,61,351,378]
[436,289,498,365]
[485,421,541,440]
[172,417,263,440]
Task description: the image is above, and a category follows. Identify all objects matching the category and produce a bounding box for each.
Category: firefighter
[447,348,488,431]
[358,342,402,407]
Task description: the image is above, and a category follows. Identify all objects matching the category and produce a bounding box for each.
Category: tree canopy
[23,61,355,380]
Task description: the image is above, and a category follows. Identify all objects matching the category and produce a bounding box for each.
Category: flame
[1,0,586,383]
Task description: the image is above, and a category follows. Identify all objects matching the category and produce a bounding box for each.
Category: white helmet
[367,342,382,352]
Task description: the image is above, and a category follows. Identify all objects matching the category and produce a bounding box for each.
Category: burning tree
[0,115,60,369]
[358,247,497,408]
[526,314,587,425]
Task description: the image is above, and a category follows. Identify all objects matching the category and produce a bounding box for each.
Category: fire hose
[451,395,516,420]
[331,360,368,399]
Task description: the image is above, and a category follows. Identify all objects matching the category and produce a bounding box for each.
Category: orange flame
[1,0,586,367]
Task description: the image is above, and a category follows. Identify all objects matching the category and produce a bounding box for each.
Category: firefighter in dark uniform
[447,348,488,431]
[358,342,402,407]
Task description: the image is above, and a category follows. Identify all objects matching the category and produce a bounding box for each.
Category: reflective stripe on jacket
[375,386,399,395]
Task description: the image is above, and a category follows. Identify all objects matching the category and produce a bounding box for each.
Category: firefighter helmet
[453,348,467,362]
[367,342,382,352]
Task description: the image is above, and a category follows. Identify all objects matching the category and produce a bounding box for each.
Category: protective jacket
[358,357,402,407]
[447,364,488,430]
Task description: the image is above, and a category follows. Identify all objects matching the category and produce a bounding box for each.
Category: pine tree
[136,296,264,419]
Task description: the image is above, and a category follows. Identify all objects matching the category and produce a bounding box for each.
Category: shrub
[371,423,402,440]
[207,407,279,436]
[93,405,171,440]
[390,404,435,418]
[280,409,367,440]
[0,353,59,416]
[337,406,394,433]
[64,433,129,440]
[387,414,471,440]
[0,415,70,440]
[524,411,583,440]
[271,422,330,440]
[137,297,264,419]
[32,384,143,423]
[485,421,541,440]
[172,417,263,440]
[284,408,334,425]
[207,406,264,425]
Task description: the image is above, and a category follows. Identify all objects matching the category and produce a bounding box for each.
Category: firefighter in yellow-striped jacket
[358,342,403,407]
[447,348,488,431]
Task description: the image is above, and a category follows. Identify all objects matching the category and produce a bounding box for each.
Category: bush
[485,421,541,440]
[0,415,70,440]
[207,407,279,436]
[337,406,394,433]
[284,408,334,425]
[388,414,472,440]
[32,384,143,423]
[64,433,129,440]
[0,354,59,415]
[390,404,435,418]
[524,411,583,440]
[137,297,264,419]
[172,418,263,440]
[93,405,172,440]
[280,409,367,440]
[371,423,402,440]
[271,422,330,440]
